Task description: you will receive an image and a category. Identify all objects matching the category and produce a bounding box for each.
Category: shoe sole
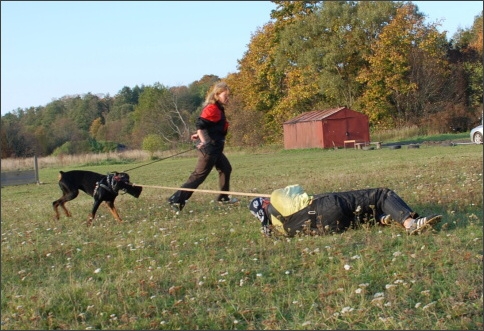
[409,215,442,235]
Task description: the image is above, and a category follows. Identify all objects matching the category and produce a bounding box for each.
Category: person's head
[249,197,267,222]
[205,81,230,106]
[249,197,272,236]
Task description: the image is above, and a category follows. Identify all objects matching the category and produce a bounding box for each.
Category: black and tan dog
[53,170,142,226]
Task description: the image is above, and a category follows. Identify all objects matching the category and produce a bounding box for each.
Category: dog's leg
[53,189,78,219]
[87,199,103,226]
[59,202,72,218]
[53,200,62,220]
[104,201,123,223]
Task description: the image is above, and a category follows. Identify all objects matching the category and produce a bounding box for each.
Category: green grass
[1,143,483,330]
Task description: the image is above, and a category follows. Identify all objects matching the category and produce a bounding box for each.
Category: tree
[131,83,192,148]
[142,134,164,159]
[356,3,449,128]
[460,12,483,113]
[89,117,103,139]
[235,1,398,140]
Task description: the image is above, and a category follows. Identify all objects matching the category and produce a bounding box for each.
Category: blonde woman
[168,82,237,211]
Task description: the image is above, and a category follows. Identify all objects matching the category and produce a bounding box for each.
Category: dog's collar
[95,174,119,196]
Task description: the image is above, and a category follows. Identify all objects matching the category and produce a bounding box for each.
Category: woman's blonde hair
[204,81,230,105]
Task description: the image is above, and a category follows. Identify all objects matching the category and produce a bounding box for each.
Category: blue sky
[1,1,482,115]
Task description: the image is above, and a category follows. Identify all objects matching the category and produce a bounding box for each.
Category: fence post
[34,155,40,184]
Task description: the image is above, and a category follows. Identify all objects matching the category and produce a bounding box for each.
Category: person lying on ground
[248,185,442,237]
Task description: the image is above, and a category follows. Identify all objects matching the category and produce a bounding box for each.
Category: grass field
[1,143,483,330]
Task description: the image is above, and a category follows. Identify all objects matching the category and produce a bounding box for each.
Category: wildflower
[341,306,354,314]
[422,301,436,310]
[355,288,362,294]
[371,297,385,305]
[94,268,101,274]
[344,264,351,270]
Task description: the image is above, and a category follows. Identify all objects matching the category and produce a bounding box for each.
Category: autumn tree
[356,2,449,128]
[459,12,483,115]
[227,1,322,143]
[252,1,398,140]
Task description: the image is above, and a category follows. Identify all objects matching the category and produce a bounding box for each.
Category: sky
[1,1,482,116]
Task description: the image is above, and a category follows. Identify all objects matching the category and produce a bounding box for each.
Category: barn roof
[283,107,349,124]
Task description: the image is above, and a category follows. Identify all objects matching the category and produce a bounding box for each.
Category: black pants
[282,188,418,236]
[169,145,232,204]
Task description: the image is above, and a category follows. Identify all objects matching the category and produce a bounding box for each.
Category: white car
[470,124,483,144]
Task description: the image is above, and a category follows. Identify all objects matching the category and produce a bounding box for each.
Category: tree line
[2,1,482,158]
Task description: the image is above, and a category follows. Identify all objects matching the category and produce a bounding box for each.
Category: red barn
[283,107,370,149]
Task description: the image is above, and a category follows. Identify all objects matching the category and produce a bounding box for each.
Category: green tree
[131,83,192,148]
[142,134,164,159]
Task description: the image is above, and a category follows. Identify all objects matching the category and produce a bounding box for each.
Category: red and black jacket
[196,101,229,143]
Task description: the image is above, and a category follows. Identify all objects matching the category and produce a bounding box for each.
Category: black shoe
[170,202,184,212]
[218,197,239,205]
[168,196,185,212]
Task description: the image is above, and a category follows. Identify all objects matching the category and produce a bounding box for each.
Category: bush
[142,134,165,159]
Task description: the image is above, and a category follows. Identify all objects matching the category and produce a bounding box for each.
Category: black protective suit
[249,187,420,237]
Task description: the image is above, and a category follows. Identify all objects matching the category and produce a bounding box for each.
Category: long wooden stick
[133,184,271,198]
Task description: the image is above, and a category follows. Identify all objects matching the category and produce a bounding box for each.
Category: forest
[1,1,482,158]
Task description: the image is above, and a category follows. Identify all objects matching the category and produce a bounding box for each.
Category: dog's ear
[120,172,130,182]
